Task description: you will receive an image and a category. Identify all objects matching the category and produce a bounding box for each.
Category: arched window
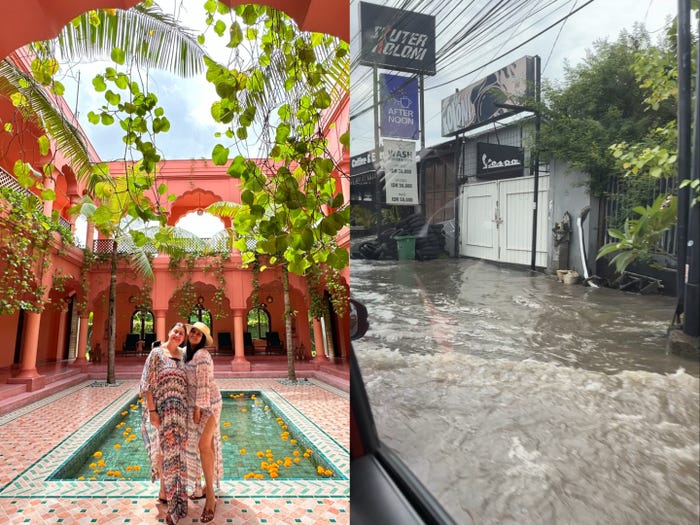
[131,310,154,338]
[247,306,270,339]
[189,296,212,331]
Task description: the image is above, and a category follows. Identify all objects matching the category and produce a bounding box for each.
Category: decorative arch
[170,188,223,225]
[247,305,270,339]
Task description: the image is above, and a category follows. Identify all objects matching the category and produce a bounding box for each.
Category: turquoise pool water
[49,391,339,481]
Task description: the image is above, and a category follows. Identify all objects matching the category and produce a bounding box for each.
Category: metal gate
[459,175,549,267]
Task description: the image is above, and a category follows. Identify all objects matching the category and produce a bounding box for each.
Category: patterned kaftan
[140,346,189,523]
[184,348,223,494]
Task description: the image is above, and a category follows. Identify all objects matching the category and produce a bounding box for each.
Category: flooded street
[351,258,700,525]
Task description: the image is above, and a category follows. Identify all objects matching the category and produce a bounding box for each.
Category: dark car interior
[349,299,457,525]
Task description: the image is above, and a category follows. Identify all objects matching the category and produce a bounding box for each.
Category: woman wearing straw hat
[184,322,222,523]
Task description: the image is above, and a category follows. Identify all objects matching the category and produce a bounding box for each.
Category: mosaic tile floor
[0,379,349,524]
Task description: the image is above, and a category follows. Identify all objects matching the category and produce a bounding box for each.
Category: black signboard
[476,143,524,180]
[350,150,377,175]
[359,2,436,75]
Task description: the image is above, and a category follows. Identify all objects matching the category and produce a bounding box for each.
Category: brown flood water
[352,257,700,525]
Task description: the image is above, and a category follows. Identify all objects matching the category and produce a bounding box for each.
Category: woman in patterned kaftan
[140,322,189,525]
[184,321,223,523]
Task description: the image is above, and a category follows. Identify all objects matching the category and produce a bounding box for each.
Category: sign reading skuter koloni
[382,139,418,205]
[476,143,524,180]
[441,56,536,137]
[359,2,436,75]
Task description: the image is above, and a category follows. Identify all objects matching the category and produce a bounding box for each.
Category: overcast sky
[349,0,679,156]
[59,1,679,163]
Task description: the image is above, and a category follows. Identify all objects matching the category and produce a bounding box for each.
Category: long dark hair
[185,333,207,363]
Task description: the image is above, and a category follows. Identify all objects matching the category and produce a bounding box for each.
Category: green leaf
[39,188,56,201]
[37,135,50,156]
[212,144,230,165]
[111,47,126,65]
[275,123,291,144]
[92,75,107,92]
[228,21,243,47]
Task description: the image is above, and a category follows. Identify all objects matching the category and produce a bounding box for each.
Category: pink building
[0,50,350,393]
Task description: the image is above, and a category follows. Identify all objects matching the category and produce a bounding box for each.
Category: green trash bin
[394,235,416,260]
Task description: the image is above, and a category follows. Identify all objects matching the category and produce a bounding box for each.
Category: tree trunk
[107,240,118,384]
[282,266,296,382]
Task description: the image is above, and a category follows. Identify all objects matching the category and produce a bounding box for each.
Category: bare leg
[157,455,166,500]
[198,414,217,513]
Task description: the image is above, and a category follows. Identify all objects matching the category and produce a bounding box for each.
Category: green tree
[204,3,349,381]
[598,11,699,273]
[539,24,676,197]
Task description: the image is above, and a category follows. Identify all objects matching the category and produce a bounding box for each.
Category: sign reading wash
[476,143,524,180]
[380,73,419,139]
[359,2,436,75]
[441,56,536,136]
[383,139,418,205]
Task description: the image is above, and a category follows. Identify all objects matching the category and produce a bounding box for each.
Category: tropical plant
[203,3,349,381]
[1,2,206,184]
[597,193,677,273]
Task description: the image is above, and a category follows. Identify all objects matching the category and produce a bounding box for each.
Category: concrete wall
[547,159,600,278]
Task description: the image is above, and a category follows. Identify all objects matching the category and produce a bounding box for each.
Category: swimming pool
[50,390,340,481]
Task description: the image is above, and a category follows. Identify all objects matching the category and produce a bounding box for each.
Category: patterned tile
[0,378,349,524]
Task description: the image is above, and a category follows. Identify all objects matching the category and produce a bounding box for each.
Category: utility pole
[683,5,700,336]
[373,66,382,236]
[676,0,691,327]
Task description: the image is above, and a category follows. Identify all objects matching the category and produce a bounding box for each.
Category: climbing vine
[0,187,73,314]
[306,265,348,319]
[203,253,229,319]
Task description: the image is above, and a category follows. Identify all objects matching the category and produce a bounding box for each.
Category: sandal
[200,501,216,523]
[187,487,207,501]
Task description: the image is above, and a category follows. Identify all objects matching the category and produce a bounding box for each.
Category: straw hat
[188,321,213,346]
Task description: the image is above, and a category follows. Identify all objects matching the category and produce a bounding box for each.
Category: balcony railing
[93,236,230,255]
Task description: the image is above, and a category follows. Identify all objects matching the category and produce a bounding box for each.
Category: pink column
[155,309,167,342]
[72,315,90,367]
[7,312,46,391]
[231,308,251,371]
[73,224,94,367]
[55,308,68,360]
[311,317,328,369]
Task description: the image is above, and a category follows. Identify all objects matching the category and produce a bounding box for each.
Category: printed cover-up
[140,346,189,523]
[185,348,223,494]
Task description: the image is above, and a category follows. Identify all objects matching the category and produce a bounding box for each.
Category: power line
[350,0,593,120]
